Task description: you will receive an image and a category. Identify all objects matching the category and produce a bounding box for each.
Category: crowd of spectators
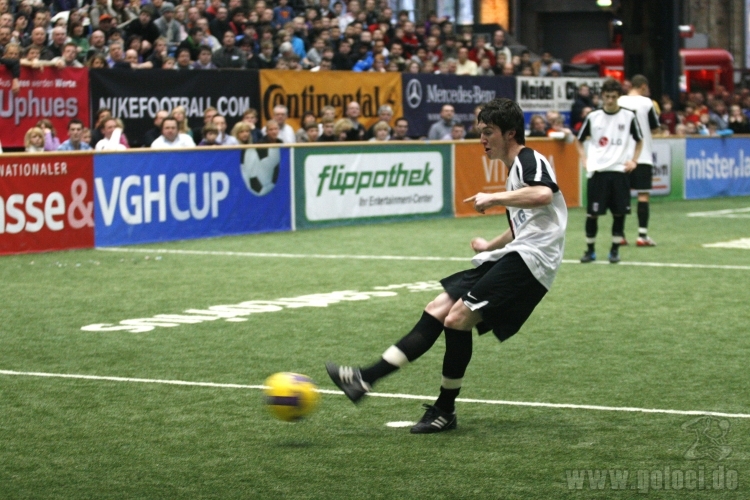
[2,0,750,152]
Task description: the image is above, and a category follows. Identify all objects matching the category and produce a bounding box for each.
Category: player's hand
[624,159,637,172]
[471,237,489,253]
[463,192,495,214]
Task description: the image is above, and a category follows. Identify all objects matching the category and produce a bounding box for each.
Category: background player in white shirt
[618,74,660,246]
[327,98,567,433]
[576,79,642,264]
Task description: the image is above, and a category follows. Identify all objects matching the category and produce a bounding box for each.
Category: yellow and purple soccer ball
[263,372,320,422]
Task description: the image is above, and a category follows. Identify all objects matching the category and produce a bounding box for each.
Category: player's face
[479,122,511,162]
[601,91,620,113]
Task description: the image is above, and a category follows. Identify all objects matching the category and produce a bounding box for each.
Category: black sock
[434,327,472,414]
[360,311,443,385]
[637,201,649,236]
[585,217,597,254]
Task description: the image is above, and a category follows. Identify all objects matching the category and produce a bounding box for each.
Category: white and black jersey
[472,148,568,290]
[578,107,643,176]
[618,94,660,166]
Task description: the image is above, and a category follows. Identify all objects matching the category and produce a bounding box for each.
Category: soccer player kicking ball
[326,98,568,433]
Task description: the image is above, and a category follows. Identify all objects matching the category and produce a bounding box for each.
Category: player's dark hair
[477,98,526,145]
[601,78,622,95]
[631,74,648,89]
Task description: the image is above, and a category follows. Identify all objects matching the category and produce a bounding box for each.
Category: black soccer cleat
[580,251,596,263]
[410,404,457,434]
[608,252,621,264]
[325,362,371,404]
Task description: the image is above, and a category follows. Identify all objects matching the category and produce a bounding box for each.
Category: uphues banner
[93,147,291,246]
[0,153,94,254]
[260,70,402,132]
[685,137,750,199]
[401,74,515,138]
[295,143,451,229]
[89,69,262,147]
[0,67,89,149]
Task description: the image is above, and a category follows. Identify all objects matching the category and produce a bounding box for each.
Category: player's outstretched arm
[464,185,553,212]
[471,228,513,253]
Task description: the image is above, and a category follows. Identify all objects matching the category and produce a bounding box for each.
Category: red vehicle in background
[571,48,734,93]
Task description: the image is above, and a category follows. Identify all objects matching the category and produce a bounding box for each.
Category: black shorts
[587,171,631,216]
[629,163,653,191]
[440,252,548,342]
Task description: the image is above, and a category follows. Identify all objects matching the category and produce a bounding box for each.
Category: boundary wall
[4,135,748,256]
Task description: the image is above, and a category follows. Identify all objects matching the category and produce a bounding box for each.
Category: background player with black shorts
[576,78,643,264]
[326,98,568,434]
[618,74,660,246]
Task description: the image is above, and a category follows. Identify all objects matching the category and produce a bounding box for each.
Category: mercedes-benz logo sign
[406,79,422,109]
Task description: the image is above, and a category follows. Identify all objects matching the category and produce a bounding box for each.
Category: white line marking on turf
[703,238,750,250]
[687,207,750,218]
[98,247,750,271]
[386,421,416,428]
[2,370,749,420]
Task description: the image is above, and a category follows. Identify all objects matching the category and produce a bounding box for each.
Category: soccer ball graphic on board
[241,147,280,196]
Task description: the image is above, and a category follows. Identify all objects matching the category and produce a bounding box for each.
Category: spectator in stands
[427,104,456,140]
[212,30,244,68]
[455,46,477,76]
[86,30,108,61]
[240,108,263,143]
[368,120,390,141]
[154,2,181,52]
[143,109,169,147]
[389,117,410,141]
[151,116,196,148]
[24,126,45,152]
[178,27,205,60]
[659,96,677,134]
[548,62,562,77]
[570,83,594,132]
[486,29,511,66]
[333,117,353,141]
[273,0,294,29]
[231,121,253,145]
[86,53,107,68]
[464,105,483,139]
[256,40,276,68]
[262,104,296,143]
[364,104,393,140]
[125,6,160,52]
[318,117,336,142]
[174,47,193,70]
[191,106,216,143]
[54,42,84,67]
[387,40,406,71]
[527,114,547,137]
[37,119,60,151]
[169,105,192,138]
[105,40,126,67]
[547,114,574,142]
[728,104,750,134]
[193,45,216,69]
[198,123,220,145]
[259,119,284,144]
[58,119,92,151]
[90,0,117,31]
[533,51,556,76]
[212,114,239,145]
[45,26,67,59]
[95,117,129,150]
[708,99,729,130]
[209,6,230,36]
[343,101,365,141]
[295,111,317,142]
[445,122,465,140]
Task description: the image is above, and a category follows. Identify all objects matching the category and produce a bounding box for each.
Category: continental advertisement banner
[259,70,402,132]
[454,139,582,218]
[294,144,451,229]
